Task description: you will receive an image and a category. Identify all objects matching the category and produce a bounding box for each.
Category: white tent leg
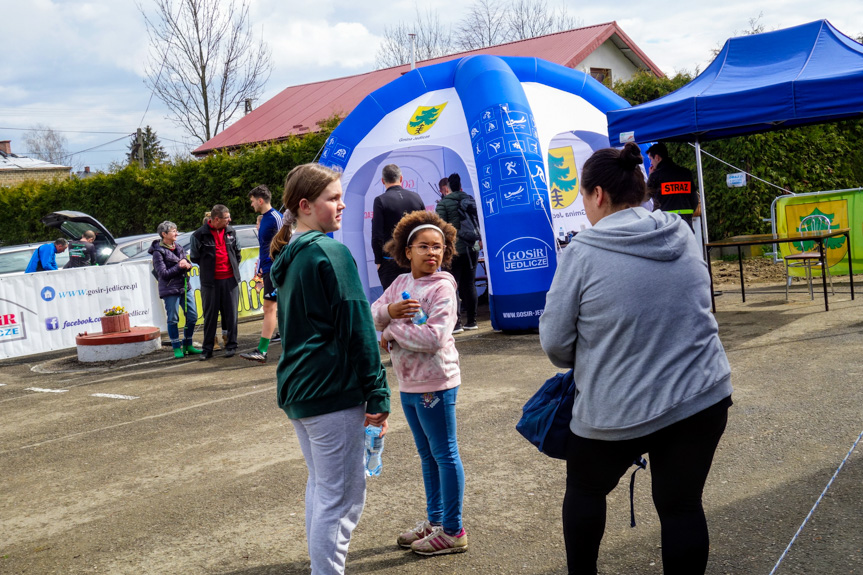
[695,139,709,260]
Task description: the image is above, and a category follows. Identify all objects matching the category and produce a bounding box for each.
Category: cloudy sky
[2,0,862,171]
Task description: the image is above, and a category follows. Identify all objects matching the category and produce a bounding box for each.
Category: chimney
[0,140,10,155]
[84,166,90,174]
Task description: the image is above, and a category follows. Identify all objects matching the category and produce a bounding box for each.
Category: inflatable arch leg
[454,55,557,331]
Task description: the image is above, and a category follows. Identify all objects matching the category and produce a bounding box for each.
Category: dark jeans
[448,253,477,324]
[563,397,731,575]
[377,259,403,292]
[201,277,239,353]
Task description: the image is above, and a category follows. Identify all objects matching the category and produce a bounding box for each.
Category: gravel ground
[1,280,862,575]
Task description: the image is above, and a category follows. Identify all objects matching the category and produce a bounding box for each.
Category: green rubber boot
[173,346,185,359]
[183,343,203,355]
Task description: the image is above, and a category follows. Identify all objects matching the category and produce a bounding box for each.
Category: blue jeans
[163,290,198,343]
[400,387,464,534]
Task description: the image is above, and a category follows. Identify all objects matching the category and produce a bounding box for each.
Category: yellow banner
[780,199,849,271]
[177,246,264,328]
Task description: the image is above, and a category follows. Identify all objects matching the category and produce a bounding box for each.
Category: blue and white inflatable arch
[319,55,630,330]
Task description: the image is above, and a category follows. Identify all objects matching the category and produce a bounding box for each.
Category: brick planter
[100,313,131,334]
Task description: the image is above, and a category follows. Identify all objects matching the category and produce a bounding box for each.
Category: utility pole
[136,128,145,169]
[409,33,416,70]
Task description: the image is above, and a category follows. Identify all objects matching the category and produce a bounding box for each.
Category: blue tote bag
[516,370,575,460]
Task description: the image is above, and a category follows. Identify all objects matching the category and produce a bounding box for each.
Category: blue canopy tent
[607,19,863,244]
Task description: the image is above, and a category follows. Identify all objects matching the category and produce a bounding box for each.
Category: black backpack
[456,196,481,247]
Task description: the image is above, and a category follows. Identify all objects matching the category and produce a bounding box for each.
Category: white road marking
[25,387,69,393]
[91,393,139,400]
[4,387,270,455]
[0,383,6,386]
[88,365,181,384]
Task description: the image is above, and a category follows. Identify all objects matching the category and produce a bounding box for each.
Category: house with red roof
[193,21,663,156]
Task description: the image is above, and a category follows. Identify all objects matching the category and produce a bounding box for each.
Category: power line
[160,137,192,145]
[59,135,133,162]
[20,149,129,156]
[0,126,130,135]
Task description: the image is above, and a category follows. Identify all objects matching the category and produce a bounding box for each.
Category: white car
[0,211,158,275]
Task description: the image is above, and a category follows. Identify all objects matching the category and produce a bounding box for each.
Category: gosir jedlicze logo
[407,103,447,135]
[496,237,551,272]
[0,312,26,343]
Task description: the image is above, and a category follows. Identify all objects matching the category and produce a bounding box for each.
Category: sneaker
[397,520,435,549]
[452,322,464,335]
[270,332,281,343]
[411,527,468,556]
[240,350,267,364]
[464,322,478,330]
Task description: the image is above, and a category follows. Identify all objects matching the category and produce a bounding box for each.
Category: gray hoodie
[539,207,732,441]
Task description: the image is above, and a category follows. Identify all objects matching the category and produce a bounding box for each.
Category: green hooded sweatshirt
[270,231,390,419]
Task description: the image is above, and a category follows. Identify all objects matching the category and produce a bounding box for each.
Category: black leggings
[448,253,477,324]
[563,397,731,575]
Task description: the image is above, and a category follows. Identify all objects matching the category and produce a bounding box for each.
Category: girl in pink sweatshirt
[371,210,467,557]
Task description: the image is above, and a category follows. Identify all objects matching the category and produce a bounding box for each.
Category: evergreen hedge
[0,119,336,245]
[614,71,863,239]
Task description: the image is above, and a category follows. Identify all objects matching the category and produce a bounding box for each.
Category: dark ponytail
[581,142,647,207]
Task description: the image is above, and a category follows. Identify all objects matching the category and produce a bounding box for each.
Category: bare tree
[21,124,70,165]
[141,0,272,145]
[505,0,580,42]
[710,12,766,58]
[375,8,455,69]
[455,0,509,50]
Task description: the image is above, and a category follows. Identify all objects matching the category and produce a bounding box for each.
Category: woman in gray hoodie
[539,142,732,575]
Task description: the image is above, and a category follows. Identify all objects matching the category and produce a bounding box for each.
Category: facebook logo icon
[45,317,59,331]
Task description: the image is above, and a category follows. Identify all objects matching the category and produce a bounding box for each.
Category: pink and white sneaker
[397,520,435,549]
[410,526,468,555]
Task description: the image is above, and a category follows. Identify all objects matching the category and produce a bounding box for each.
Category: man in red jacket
[190,204,242,360]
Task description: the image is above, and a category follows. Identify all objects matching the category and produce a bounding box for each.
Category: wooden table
[705,228,854,312]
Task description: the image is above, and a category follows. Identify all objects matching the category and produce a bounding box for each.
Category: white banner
[0,247,268,360]
[0,261,157,360]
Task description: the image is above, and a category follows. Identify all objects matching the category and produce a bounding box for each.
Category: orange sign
[660,181,691,195]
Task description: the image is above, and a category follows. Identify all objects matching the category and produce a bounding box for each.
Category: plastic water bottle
[558,226,565,242]
[364,425,384,477]
[401,291,428,325]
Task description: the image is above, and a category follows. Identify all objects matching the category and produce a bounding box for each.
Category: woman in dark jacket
[150,221,201,358]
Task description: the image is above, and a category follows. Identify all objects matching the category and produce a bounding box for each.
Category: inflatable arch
[319,55,630,330]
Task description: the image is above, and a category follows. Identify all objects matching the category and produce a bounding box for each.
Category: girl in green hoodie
[269,163,390,575]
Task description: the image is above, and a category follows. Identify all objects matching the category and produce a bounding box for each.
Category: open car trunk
[41,211,117,265]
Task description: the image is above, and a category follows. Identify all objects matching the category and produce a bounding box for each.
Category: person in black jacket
[371,164,425,290]
[190,204,242,360]
[646,142,699,230]
[64,230,98,268]
[435,173,480,332]
[150,221,200,359]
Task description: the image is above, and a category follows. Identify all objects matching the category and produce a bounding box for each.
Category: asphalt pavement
[1,281,862,574]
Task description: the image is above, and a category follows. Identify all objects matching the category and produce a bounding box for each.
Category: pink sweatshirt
[371,271,461,393]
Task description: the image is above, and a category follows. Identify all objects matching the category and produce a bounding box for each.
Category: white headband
[407,224,445,243]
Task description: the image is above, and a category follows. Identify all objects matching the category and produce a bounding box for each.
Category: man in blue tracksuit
[25,238,68,273]
[241,185,283,363]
